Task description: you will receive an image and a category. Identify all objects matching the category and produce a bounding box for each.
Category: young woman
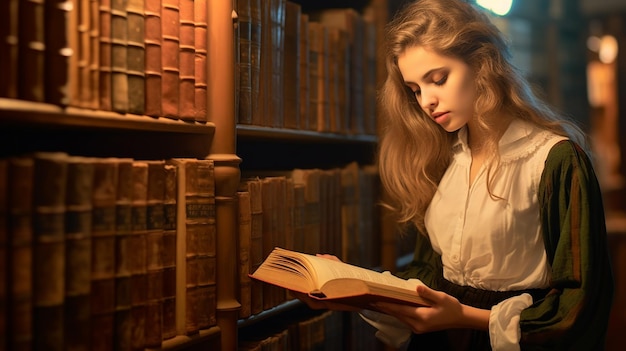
[370,0,614,349]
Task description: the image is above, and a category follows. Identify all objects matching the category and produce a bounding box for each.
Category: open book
[249,247,431,311]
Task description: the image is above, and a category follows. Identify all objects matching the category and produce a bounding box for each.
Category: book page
[271,248,418,292]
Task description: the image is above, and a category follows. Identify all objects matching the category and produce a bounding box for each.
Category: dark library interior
[1,0,626,350]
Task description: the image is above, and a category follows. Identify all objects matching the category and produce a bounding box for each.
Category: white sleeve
[357,271,424,348]
[359,309,412,348]
[489,293,533,351]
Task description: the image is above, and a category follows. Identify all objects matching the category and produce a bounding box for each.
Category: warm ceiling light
[599,35,618,64]
[476,0,513,16]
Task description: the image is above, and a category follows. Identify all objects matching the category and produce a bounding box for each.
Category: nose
[419,89,437,111]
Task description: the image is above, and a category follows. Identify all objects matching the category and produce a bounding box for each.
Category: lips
[431,111,449,124]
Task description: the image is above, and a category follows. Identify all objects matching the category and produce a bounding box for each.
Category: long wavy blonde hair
[378,0,587,232]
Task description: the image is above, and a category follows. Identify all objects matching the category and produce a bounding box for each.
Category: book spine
[0,160,6,351]
[18,0,46,102]
[64,157,94,351]
[6,158,34,350]
[178,0,195,121]
[269,0,286,128]
[237,0,252,125]
[247,179,263,315]
[182,159,198,334]
[236,191,252,319]
[67,0,80,107]
[161,0,180,119]
[90,159,118,351]
[110,0,129,113]
[98,0,112,110]
[282,1,301,130]
[145,161,165,348]
[193,0,208,122]
[77,0,92,108]
[161,164,177,340]
[89,0,100,109]
[298,14,309,131]
[196,159,216,330]
[33,152,69,351]
[249,0,262,126]
[113,159,133,350]
[0,0,19,98]
[144,0,163,117]
[126,0,145,115]
[130,161,149,350]
[44,0,73,106]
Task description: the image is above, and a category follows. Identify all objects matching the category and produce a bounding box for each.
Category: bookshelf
[0,0,396,350]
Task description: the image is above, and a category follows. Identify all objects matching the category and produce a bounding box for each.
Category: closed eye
[434,75,448,86]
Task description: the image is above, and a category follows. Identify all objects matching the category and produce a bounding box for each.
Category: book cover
[144,0,163,117]
[98,0,113,111]
[126,0,145,115]
[249,0,262,126]
[161,0,180,119]
[282,1,301,130]
[76,0,92,108]
[161,164,177,340]
[250,247,430,312]
[196,159,217,330]
[113,158,134,351]
[240,178,264,315]
[45,0,73,106]
[89,0,101,110]
[111,0,129,113]
[18,0,46,102]
[145,160,165,348]
[237,191,252,319]
[237,0,252,125]
[90,159,118,351]
[178,0,195,121]
[6,157,34,350]
[298,14,310,131]
[33,152,69,351]
[0,0,19,98]
[0,160,6,350]
[64,156,94,351]
[130,161,149,350]
[193,0,208,122]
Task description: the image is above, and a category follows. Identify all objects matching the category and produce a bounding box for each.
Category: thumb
[416,284,439,302]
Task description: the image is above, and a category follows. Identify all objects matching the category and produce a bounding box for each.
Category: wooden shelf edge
[0,98,216,134]
[154,326,221,351]
[237,299,304,329]
[237,124,378,144]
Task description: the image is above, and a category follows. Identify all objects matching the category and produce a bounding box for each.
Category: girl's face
[398,46,478,132]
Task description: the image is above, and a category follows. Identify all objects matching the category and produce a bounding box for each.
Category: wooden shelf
[0,98,216,160]
[157,326,221,351]
[237,124,377,144]
[0,98,215,134]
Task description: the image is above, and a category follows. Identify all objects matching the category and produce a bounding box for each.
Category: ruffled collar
[452,119,557,163]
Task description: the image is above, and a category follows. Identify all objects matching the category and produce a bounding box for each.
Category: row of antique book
[236,162,383,320]
[235,0,379,135]
[0,153,217,351]
[0,0,210,122]
[0,153,383,350]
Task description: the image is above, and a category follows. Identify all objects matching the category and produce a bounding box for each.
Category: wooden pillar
[207,1,242,351]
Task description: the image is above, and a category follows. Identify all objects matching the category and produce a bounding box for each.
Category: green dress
[397,140,614,350]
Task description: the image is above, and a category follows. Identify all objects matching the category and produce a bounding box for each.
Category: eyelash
[412,75,447,98]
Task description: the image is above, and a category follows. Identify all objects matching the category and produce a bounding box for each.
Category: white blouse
[425,119,566,350]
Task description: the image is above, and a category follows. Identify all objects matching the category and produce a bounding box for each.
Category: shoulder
[545,140,594,173]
